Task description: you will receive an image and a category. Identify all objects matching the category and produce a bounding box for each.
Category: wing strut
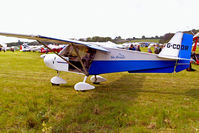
[37,40,84,74]
[71,44,89,76]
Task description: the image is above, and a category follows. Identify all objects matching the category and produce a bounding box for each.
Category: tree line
[79,29,199,44]
[159,29,199,44]
[79,35,161,44]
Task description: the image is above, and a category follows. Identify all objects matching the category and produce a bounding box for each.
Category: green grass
[0,51,199,132]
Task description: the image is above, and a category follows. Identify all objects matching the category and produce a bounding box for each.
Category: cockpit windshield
[60,45,96,73]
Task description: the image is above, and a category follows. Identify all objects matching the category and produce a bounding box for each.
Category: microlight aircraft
[0,32,193,91]
[20,43,32,52]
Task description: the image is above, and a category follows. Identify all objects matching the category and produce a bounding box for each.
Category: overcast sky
[0,0,198,42]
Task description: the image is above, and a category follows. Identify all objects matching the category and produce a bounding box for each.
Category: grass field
[0,51,199,133]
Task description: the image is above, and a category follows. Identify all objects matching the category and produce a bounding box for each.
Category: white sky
[0,0,198,42]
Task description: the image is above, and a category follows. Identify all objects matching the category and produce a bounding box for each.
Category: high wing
[0,32,109,52]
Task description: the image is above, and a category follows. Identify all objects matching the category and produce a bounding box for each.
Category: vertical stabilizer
[158,32,193,60]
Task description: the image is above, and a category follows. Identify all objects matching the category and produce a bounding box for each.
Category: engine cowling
[44,54,69,72]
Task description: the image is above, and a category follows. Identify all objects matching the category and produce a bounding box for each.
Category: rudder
[175,33,193,72]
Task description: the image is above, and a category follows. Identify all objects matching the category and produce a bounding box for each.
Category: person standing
[128,44,136,51]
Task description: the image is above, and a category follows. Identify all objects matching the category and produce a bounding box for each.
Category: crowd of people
[128,44,141,52]
[148,44,163,54]
[0,47,14,52]
[128,43,163,54]
[0,47,6,52]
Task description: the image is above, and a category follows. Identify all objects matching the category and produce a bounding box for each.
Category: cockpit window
[59,45,96,73]
[60,45,88,58]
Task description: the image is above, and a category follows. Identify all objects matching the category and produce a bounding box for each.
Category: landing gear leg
[50,71,67,86]
[90,75,106,84]
[74,76,95,91]
[93,75,100,84]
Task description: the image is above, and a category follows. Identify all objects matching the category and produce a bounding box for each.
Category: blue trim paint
[89,60,176,75]
[128,66,175,73]
[175,33,193,72]
[178,33,193,59]
[57,61,67,64]
[175,60,190,72]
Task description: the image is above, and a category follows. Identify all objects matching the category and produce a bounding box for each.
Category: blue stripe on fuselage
[175,60,190,72]
[88,60,176,75]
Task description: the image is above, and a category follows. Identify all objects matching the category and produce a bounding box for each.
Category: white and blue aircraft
[0,32,193,91]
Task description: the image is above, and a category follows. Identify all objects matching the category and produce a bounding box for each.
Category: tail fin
[158,32,193,60]
[158,32,193,72]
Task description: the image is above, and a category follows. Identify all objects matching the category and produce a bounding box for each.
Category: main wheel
[93,82,100,84]
[51,83,60,86]
[76,90,86,92]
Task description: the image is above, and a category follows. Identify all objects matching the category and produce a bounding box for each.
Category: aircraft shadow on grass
[57,74,145,91]
[51,74,146,132]
[97,74,146,91]
[186,89,199,99]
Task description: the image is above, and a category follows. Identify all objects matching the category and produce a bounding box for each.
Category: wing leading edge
[0,32,109,52]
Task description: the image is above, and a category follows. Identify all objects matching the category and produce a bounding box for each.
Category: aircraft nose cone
[44,54,55,69]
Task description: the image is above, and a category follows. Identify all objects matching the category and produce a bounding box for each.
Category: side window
[60,45,96,72]
[60,45,77,57]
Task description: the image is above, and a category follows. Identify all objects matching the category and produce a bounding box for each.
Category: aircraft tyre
[93,82,100,84]
[51,83,60,86]
[76,90,86,92]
